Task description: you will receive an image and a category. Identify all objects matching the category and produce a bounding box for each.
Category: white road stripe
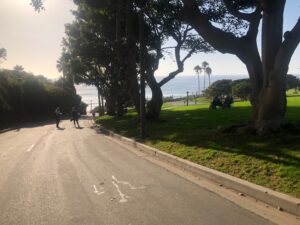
[112,175,145,190]
[112,181,128,203]
[93,185,105,196]
[27,144,35,152]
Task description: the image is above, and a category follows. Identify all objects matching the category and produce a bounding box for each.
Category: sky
[0,0,299,79]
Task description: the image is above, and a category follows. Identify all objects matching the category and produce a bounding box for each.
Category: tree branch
[181,0,246,55]
[275,17,300,72]
[161,46,177,50]
[159,45,183,87]
[159,68,183,87]
[182,47,196,63]
[245,6,262,39]
[223,0,260,22]
[182,25,191,42]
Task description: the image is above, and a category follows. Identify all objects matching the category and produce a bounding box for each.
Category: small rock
[264,191,268,194]
[277,206,283,211]
[218,184,223,187]
[238,193,244,196]
[99,182,104,185]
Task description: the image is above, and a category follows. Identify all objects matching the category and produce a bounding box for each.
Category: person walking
[71,107,80,128]
[55,107,62,128]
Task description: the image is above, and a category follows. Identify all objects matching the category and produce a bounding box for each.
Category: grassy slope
[96,95,300,198]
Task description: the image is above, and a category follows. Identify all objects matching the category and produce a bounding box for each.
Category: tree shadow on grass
[97,105,300,169]
[97,105,300,197]
[148,106,300,168]
[103,107,300,167]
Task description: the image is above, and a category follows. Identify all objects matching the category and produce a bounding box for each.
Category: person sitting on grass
[210,96,223,109]
[223,95,234,108]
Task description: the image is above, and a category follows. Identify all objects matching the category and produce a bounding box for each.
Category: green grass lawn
[95,95,300,198]
[286,89,300,97]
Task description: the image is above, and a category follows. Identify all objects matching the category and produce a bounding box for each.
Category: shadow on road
[0,116,92,134]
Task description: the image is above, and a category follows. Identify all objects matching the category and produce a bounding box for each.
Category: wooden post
[186,91,189,106]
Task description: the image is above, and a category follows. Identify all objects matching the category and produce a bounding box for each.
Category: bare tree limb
[275,17,300,72]
[245,6,262,39]
[182,47,196,63]
[223,0,260,22]
[181,0,246,55]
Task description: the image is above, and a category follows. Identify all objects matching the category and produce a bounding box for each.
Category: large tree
[141,1,213,119]
[59,0,134,116]
[181,0,300,134]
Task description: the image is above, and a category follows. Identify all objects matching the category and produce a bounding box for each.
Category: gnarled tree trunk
[106,95,116,116]
[256,72,286,133]
[145,71,163,120]
[182,0,300,134]
[252,0,288,133]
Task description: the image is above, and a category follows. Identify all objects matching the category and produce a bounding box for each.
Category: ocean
[76,75,248,107]
[76,74,299,107]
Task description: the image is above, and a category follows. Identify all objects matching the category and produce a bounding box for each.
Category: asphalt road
[0,118,275,225]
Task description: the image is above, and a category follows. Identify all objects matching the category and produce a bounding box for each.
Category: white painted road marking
[27,144,35,152]
[93,185,105,196]
[112,181,128,203]
[112,175,145,190]
[91,176,144,202]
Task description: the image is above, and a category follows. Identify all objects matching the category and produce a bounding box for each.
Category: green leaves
[0,48,7,62]
[30,0,45,12]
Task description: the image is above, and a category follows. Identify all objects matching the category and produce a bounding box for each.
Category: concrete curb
[95,124,300,217]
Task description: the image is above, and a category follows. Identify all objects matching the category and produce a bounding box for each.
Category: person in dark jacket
[55,107,62,128]
[223,95,234,108]
[210,96,223,109]
[71,107,80,128]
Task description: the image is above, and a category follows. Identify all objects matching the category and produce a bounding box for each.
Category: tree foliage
[57,0,213,119]
[30,0,44,12]
[0,69,86,128]
[232,79,252,101]
[58,0,134,116]
[141,1,213,119]
[204,74,300,102]
[13,65,24,72]
[0,48,7,63]
[204,79,232,97]
[286,74,300,90]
